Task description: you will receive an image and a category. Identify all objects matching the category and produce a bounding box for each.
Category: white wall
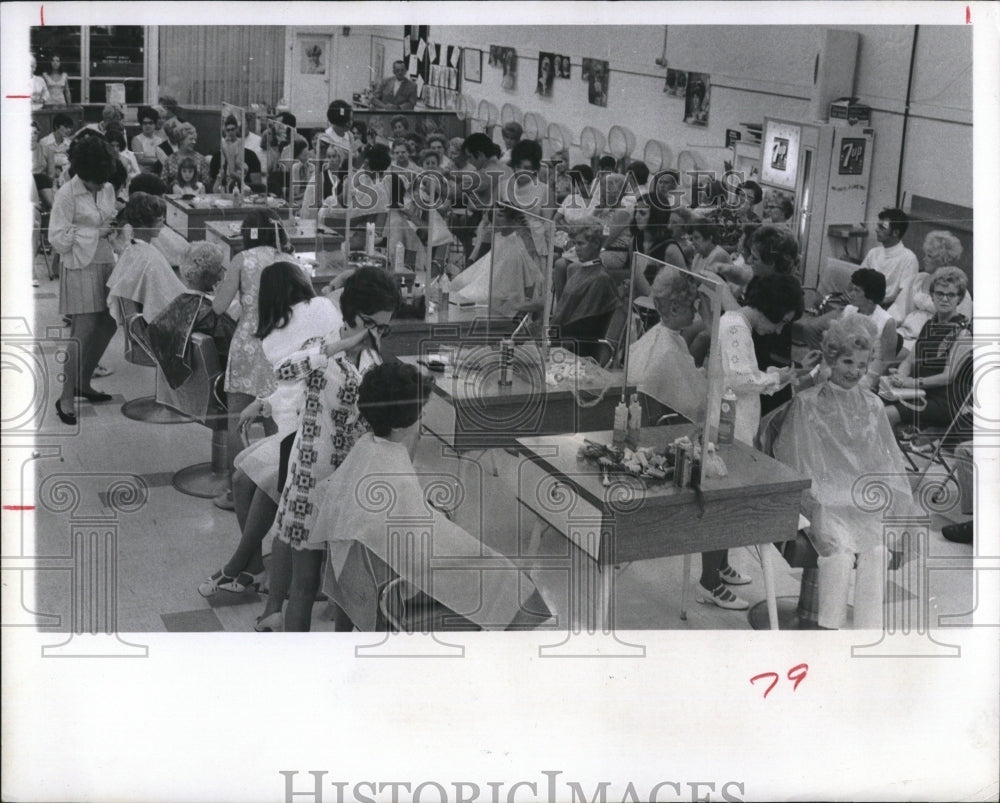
[283,24,972,220]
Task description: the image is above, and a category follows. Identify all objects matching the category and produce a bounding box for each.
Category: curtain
[159,27,284,107]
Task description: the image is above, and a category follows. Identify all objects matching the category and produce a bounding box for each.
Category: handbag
[878,376,927,409]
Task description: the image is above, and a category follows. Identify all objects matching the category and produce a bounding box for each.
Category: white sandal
[719,565,751,585]
[697,583,749,611]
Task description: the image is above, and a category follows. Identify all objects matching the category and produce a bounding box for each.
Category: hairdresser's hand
[799,349,823,372]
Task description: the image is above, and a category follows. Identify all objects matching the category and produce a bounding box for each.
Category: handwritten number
[751,664,808,698]
[750,672,780,699]
[787,663,809,691]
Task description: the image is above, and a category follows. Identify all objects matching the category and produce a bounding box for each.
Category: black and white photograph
[3,5,997,803]
[683,70,710,125]
[557,53,571,79]
[536,51,555,97]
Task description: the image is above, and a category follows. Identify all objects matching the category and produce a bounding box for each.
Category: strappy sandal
[198,569,237,598]
[254,612,283,632]
[221,571,267,594]
[697,583,750,611]
[719,565,751,586]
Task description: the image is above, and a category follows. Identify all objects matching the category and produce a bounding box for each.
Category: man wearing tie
[372,60,418,110]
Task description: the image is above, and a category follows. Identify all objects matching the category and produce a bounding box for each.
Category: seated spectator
[31,121,55,210]
[210,116,264,193]
[80,103,125,140]
[300,145,346,220]
[550,217,620,359]
[106,192,186,323]
[426,133,452,171]
[106,128,141,188]
[631,195,686,297]
[594,173,632,275]
[446,137,468,170]
[147,242,232,386]
[132,107,162,174]
[500,121,523,164]
[554,164,596,227]
[173,156,206,196]
[40,112,75,188]
[773,314,920,629]
[798,268,897,391]
[884,266,973,437]
[162,122,210,188]
[288,140,314,206]
[862,207,919,307]
[762,192,795,230]
[888,230,972,354]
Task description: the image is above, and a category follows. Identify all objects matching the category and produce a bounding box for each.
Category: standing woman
[49,135,119,424]
[211,208,292,508]
[43,55,71,105]
[257,268,401,632]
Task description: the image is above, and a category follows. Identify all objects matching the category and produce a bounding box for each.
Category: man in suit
[371,60,418,110]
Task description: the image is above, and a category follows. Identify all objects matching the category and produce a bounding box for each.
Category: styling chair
[154,332,230,498]
[116,297,194,424]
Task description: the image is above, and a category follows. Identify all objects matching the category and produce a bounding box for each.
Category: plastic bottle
[394,241,405,272]
[612,399,629,448]
[627,393,642,448]
[718,388,737,445]
[232,186,241,208]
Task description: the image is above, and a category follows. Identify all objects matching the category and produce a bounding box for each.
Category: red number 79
[750,663,809,699]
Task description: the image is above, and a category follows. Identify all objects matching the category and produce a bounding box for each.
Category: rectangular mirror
[216,102,249,195]
[629,253,725,465]
[262,117,298,204]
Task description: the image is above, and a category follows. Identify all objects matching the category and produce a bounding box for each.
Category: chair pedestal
[748,567,821,630]
[172,428,229,498]
[121,396,195,424]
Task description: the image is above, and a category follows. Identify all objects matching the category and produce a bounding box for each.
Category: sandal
[254,612,283,632]
[198,569,237,598]
[719,565,751,586]
[220,571,267,594]
[696,583,750,611]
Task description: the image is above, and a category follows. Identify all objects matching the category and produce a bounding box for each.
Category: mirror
[262,117,298,203]
[216,103,251,195]
[629,253,725,464]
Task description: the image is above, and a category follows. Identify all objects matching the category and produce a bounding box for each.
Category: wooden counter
[165,194,293,241]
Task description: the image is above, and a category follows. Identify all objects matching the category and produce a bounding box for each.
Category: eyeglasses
[359,315,392,337]
[932,291,959,301]
[876,221,892,231]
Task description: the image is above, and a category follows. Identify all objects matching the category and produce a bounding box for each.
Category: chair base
[121,396,195,424]
[748,597,818,630]
[172,462,229,499]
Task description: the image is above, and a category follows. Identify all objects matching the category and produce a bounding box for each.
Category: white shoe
[697,583,750,611]
[719,565,751,585]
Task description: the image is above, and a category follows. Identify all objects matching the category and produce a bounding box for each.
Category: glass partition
[216,103,247,194]
[630,254,725,465]
[262,118,297,203]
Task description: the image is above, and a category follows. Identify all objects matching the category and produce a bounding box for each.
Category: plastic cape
[146,292,215,388]
[551,261,619,328]
[309,433,548,629]
[772,381,919,557]
[107,240,187,324]
[628,323,707,423]
[450,231,542,316]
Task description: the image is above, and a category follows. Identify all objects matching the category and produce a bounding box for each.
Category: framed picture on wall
[839,138,866,175]
[771,137,789,171]
[464,47,482,83]
[300,38,326,74]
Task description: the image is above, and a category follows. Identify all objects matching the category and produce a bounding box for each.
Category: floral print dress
[269,345,381,551]
[224,245,282,397]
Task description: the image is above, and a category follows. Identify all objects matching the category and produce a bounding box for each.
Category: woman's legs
[222,470,275,578]
[284,549,326,632]
[699,549,726,590]
[59,311,117,413]
[816,551,853,629]
[852,546,887,629]
[261,537,292,619]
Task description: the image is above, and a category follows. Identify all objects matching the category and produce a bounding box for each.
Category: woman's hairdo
[179,242,227,292]
[339,267,402,326]
[651,269,700,311]
[122,192,167,227]
[571,216,606,245]
[929,265,968,300]
[744,273,805,324]
[68,135,117,184]
[922,230,963,269]
[822,313,877,362]
[750,225,799,274]
[357,362,432,437]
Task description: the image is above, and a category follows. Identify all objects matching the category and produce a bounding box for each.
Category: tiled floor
[16,257,976,633]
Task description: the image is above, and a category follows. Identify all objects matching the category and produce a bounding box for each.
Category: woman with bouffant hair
[49,134,121,423]
[773,314,919,629]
